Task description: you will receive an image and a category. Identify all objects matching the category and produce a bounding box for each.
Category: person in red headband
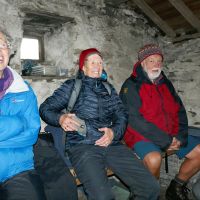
[40,48,160,200]
[120,44,200,200]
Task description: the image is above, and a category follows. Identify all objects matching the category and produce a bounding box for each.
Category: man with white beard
[120,44,200,200]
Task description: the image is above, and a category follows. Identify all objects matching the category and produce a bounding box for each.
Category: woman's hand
[59,113,80,132]
[95,127,114,147]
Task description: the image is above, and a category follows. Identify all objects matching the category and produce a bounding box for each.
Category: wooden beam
[172,32,200,43]
[168,0,200,32]
[133,0,176,37]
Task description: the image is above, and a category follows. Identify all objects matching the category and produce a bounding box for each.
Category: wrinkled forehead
[86,53,102,62]
[0,32,7,43]
[145,54,163,61]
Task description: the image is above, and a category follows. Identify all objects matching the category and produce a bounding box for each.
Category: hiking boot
[166,180,189,200]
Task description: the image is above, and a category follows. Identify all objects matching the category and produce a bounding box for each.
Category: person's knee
[1,170,46,200]
[144,152,162,168]
[194,145,200,157]
[187,144,200,159]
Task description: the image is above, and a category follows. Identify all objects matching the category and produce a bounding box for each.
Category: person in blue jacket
[40,48,160,200]
[0,30,46,200]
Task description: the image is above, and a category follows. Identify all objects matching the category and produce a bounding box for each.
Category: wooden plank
[133,0,176,37]
[70,168,114,186]
[168,0,200,32]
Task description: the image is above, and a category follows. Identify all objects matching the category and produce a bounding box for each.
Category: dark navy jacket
[39,71,128,147]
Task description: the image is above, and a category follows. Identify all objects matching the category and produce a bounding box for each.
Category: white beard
[144,67,162,81]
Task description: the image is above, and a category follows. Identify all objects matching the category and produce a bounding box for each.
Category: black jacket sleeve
[39,80,74,127]
[120,77,172,150]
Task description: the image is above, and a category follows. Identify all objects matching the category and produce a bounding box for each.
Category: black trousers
[0,170,46,200]
[68,144,160,200]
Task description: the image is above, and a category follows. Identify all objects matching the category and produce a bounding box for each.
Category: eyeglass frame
[0,41,11,50]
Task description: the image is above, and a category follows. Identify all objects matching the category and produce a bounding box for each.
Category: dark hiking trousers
[0,170,46,200]
[68,143,160,200]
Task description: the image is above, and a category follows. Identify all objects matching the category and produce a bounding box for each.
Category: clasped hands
[59,113,114,147]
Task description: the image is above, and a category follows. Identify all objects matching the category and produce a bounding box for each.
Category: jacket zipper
[96,80,102,121]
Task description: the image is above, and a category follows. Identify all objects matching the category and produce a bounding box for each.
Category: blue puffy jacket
[0,67,40,182]
[40,71,128,147]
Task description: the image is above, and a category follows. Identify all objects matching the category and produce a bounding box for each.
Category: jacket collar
[5,66,29,94]
[77,69,107,86]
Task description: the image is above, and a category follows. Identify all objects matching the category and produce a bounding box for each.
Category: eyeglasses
[0,42,10,50]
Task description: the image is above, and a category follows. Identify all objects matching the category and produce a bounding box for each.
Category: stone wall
[0,0,23,69]
[1,0,161,85]
[164,39,200,127]
[1,0,200,193]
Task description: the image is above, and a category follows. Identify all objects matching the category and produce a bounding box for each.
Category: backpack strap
[102,82,111,95]
[62,78,82,156]
[66,79,82,113]
[67,80,111,113]
[164,152,169,173]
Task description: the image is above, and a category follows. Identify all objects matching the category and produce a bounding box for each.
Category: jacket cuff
[175,134,188,147]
